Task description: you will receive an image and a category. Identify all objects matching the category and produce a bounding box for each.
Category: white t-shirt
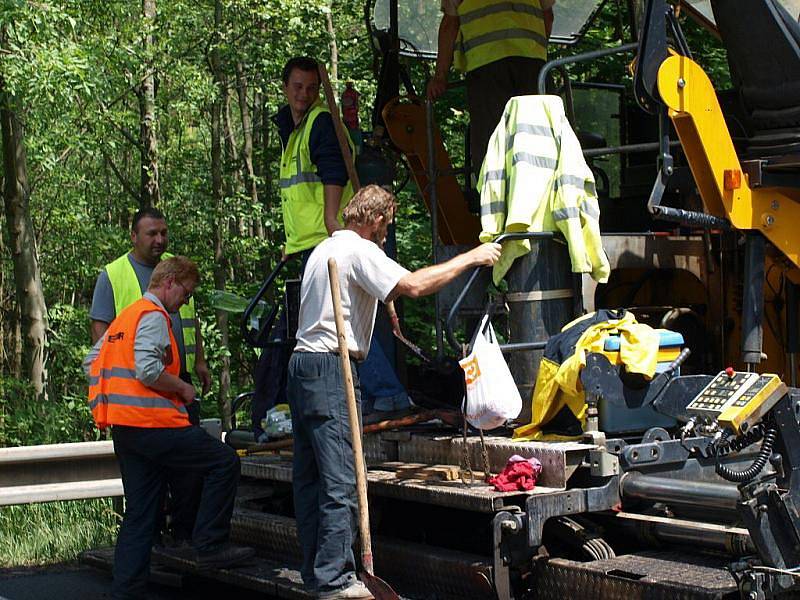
[441,0,555,16]
[294,230,410,357]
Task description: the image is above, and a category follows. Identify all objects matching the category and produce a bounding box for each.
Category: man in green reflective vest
[90,208,210,394]
[90,206,210,544]
[252,57,357,439]
[427,0,556,178]
[278,56,355,256]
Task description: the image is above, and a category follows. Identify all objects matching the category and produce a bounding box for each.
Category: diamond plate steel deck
[395,435,592,488]
[530,551,739,600]
[241,455,564,513]
[230,507,494,599]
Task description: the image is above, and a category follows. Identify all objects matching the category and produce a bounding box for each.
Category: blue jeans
[287,352,360,595]
[111,425,240,599]
[359,336,409,413]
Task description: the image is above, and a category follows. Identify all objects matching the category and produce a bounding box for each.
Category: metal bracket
[492,509,525,600]
[526,476,620,547]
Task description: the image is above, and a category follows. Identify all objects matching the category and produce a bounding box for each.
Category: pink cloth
[488,455,542,492]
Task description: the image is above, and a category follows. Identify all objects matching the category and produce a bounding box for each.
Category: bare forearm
[544,8,554,39]
[323,184,344,235]
[390,254,473,301]
[388,242,501,302]
[150,371,185,394]
[435,15,459,78]
[194,322,205,363]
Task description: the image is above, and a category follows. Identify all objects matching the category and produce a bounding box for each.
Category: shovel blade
[359,571,400,600]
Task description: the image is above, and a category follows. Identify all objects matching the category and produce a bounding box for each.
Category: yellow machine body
[657,54,800,268]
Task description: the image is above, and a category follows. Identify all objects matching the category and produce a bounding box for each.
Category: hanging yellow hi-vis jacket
[279,100,355,255]
[453,0,548,73]
[513,310,660,441]
[478,95,610,286]
[105,252,197,373]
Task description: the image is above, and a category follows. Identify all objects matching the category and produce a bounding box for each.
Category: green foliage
[0,500,118,566]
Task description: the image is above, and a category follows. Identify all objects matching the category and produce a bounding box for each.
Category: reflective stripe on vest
[88,297,189,429]
[453,0,547,73]
[105,252,196,372]
[477,96,610,284]
[278,101,355,255]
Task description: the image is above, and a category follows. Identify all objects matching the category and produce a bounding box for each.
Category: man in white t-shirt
[288,185,500,599]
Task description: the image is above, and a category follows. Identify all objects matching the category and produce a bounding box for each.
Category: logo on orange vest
[107,332,124,343]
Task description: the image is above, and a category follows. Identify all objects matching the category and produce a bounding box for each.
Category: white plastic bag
[459,315,522,429]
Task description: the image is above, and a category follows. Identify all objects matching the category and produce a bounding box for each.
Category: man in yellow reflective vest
[253,56,358,439]
[258,57,411,440]
[427,0,556,177]
[90,206,210,545]
[277,56,355,258]
[90,207,210,395]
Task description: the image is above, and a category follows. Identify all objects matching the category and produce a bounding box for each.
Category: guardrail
[0,441,122,506]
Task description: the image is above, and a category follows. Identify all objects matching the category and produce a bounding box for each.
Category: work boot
[318,580,374,599]
[195,543,256,569]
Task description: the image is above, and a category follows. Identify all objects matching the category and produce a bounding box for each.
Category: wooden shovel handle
[318,63,361,191]
[327,257,374,575]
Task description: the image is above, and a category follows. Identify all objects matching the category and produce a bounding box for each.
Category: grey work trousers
[288,351,361,595]
[466,56,545,177]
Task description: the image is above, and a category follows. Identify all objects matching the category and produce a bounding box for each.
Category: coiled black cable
[714,424,778,483]
[710,423,767,457]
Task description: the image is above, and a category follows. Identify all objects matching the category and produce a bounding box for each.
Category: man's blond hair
[342,185,396,227]
[149,256,199,290]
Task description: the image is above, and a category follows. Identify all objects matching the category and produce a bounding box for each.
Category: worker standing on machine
[287,185,501,599]
[254,56,408,440]
[426,0,556,177]
[251,56,355,440]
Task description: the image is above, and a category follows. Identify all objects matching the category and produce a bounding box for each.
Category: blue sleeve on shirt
[308,112,349,187]
[89,270,116,323]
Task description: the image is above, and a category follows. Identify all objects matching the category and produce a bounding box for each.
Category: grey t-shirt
[90,253,188,371]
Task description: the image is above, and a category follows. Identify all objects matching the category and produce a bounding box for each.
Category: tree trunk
[209,0,231,430]
[235,62,260,223]
[139,0,160,208]
[0,32,49,398]
[251,89,265,239]
[260,92,271,241]
[326,8,339,93]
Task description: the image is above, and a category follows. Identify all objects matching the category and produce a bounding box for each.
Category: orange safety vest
[88,297,189,429]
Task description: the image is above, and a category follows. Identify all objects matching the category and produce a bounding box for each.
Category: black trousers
[252,249,313,438]
[466,56,545,177]
[164,374,202,540]
[111,424,239,600]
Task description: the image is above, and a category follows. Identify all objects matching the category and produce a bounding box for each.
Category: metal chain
[478,427,491,481]
[461,413,474,485]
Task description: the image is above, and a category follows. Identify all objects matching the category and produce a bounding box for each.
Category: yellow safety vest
[105,251,197,373]
[478,95,610,285]
[453,0,548,73]
[279,101,355,255]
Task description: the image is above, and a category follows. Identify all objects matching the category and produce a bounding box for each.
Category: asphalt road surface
[0,564,268,600]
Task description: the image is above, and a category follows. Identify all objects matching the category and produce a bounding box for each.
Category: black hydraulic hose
[715,426,778,483]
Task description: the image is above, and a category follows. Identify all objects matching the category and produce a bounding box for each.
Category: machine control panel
[686,370,787,434]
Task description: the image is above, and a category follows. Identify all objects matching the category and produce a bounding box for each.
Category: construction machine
[83,1,800,598]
